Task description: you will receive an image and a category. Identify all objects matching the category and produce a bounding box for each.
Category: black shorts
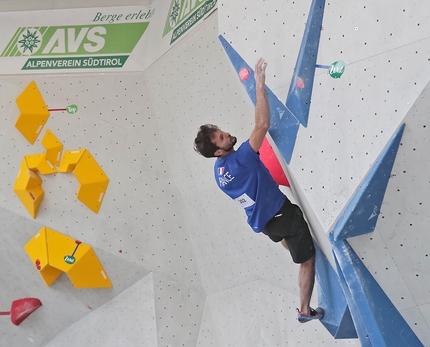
[262,198,315,264]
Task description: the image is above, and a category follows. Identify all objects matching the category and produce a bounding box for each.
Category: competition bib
[234,193,255,209]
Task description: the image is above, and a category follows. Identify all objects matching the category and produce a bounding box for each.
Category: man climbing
[193,57,324,323]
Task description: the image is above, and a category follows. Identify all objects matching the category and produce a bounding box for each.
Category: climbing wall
[218,0,430,345]
[0,0,429,346]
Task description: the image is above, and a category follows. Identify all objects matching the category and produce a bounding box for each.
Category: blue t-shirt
[214,140,286,232]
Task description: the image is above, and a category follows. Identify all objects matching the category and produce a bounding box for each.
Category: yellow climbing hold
[15,81,50,144]
[25,227,112,288]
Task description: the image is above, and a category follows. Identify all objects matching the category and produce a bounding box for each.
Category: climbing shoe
[297,307,324,323]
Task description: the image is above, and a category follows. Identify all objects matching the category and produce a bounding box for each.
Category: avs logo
[13,26,108,56]
[2,23,148,57]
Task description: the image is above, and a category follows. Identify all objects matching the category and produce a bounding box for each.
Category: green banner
[2,22,148,57]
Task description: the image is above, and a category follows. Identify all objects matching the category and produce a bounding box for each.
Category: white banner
[0,0,217,75]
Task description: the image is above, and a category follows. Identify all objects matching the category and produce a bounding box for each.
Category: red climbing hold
[239,68,250,81]
[296,77,305,89]
[0,298,42,326]
[259,137,290,187]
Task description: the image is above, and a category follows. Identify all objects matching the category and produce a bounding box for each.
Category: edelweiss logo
[169,0,181,27]
[17,29,42,55]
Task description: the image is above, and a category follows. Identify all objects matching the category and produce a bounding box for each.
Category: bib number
[234,193,255,209]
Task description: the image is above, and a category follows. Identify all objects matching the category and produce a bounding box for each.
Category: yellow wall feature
[24,227,112,288]
[13,130,63,217]
[25,154,57,175]
[58,149,85,173]
[60,149,109,214]
[15,81,50,144]
[41,129,63,167]
[14,129,109,216]
[13,158,44,219]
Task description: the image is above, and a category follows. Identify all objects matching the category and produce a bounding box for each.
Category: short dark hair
[194,124,220,158]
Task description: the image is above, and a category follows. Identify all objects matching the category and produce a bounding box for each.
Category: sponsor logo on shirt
[218,170,234,187]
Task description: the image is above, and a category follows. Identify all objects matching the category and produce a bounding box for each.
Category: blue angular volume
[285,0,326,127]
[315,242,357,338]
[331,123,405,241]
[218,35,300,164]
[332,239,424,347]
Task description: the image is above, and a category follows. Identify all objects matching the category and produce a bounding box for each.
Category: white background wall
[0,0,429,346]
